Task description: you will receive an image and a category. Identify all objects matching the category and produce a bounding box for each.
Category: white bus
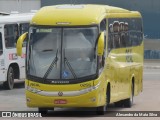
[0,13,34,89]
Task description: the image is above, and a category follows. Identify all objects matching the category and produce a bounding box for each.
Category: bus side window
[19,23,29,47]
[99,19,106,68]
[130,18,143,47]
[123,22,130,47]
[113,21,120,48]
[20,23,29,34]
[108,23,114,51]
[119,22,126,47]
[0,32,3,55]
[4,24,19,48]
[100,19,106,32]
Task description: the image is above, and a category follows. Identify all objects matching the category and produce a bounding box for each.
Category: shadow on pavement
[41,104,124,117]
[0,80,25,91]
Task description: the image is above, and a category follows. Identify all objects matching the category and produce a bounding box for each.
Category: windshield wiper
[43,49,58,79]
[64,50,77,79]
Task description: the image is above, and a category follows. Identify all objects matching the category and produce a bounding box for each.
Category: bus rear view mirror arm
[16,32,28,56]
[97,32,104,56]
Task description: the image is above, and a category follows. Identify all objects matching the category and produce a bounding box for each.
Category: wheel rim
[8,68,14,88]
[131,84,134,105]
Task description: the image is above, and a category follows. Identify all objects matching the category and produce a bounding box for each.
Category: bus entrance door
[0,30,5,82]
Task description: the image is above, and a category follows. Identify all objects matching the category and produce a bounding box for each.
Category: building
[0,0,40,13]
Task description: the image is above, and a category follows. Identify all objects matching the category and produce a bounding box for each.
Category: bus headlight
[26,86,41,93]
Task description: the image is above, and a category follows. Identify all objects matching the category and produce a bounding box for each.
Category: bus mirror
[97,32,104,56]
[16,32,28,56]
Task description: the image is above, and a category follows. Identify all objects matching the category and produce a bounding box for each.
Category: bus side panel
[4,48,25,79]
[107,16,143,102]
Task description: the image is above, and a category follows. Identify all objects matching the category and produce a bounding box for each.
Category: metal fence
[144,50,160,59]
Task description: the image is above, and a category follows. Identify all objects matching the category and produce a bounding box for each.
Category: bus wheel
[115,100,123,107]
[96,105,106,115]
[123,82,134,108]
[3,66,14,90]
[38,108,48,115]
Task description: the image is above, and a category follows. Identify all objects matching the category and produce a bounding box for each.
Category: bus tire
[96,105,106,115]
[38,108,48,115]
[123,82,134,108]
[3,66,14,90]
[115,100,123,107]
[106,84,110,104]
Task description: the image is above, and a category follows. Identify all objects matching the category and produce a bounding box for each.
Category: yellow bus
[16,4,143,115]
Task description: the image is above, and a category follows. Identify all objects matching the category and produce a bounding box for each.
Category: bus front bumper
[25,87,104,108]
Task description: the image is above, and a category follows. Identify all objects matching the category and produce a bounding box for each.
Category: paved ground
[144,59,160,69]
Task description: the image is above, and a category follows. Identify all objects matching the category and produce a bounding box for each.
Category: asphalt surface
[0,61,160,119]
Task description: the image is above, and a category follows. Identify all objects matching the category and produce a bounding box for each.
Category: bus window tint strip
[108,18,143,50]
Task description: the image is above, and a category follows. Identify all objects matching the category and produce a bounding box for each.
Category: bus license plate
[54,99,67,104]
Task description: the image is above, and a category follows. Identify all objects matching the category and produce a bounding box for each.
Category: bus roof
[0,13,35,24]
[31,4,141,26]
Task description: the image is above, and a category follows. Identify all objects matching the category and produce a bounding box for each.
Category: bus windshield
[27,26,98,81]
